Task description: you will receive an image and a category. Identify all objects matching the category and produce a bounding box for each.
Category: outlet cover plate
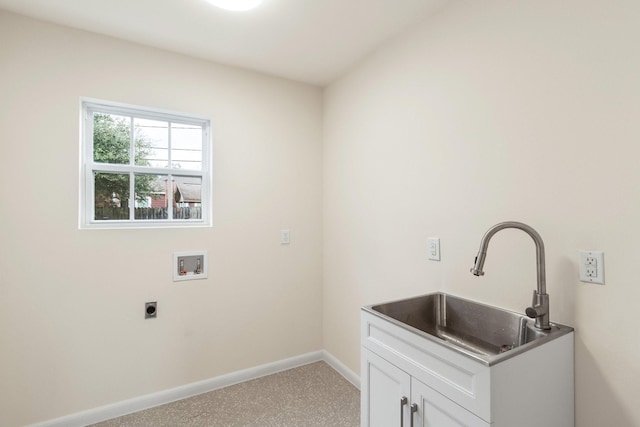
[579,250,604,285]
[428,237,441,261]
[145,301,157,319]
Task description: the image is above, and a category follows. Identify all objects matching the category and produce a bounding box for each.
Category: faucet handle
[525,306,543,318]
[526,291,552,330]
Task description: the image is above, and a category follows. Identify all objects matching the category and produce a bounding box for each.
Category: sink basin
[364,292,573,365]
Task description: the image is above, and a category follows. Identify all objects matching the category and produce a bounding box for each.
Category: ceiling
[0,0,452,86]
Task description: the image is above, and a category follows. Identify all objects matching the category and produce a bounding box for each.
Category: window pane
[134,118,169,168]
[171,124,202,170]
[94,172,130,220]
[93,113,131,164]
[135,174,168,220]
[173,176,202,220]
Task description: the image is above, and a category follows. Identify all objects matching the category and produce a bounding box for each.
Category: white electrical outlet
[428,238,440,261]
[579,250,604,284]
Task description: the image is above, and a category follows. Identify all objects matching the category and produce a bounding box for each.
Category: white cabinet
[411,375,489,427]
[361,347,410,427]
[361,310,574,427]
[362,347,489,427]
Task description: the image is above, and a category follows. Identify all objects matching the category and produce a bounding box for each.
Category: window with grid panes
[80,99,211,228]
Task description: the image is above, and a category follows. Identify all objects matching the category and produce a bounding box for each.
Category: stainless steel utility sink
[364,292,573,365]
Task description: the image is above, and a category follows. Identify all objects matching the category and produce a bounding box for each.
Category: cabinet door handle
[410,403,418,427]
[400,396,408,427]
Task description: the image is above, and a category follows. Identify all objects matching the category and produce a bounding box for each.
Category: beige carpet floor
[90,361,360,427]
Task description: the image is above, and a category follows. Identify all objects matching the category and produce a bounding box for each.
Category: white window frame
[79,98,212,229]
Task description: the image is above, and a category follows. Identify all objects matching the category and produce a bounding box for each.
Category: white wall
[4,2,640,425]
[324,1,640,426]
[0,11,323,427]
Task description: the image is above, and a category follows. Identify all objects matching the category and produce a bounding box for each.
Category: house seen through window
[81,99,211,228]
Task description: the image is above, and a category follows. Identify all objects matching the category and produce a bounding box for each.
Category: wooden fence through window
[95,207,202,221]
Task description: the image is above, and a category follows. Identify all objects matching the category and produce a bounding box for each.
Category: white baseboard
[322,349,360,389]
[29,350,359,427]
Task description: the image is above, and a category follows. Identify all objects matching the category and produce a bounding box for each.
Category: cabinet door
[411,378,490,427]
[361,348,412,427]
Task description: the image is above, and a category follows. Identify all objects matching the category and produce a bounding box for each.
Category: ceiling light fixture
[206,0,263,12]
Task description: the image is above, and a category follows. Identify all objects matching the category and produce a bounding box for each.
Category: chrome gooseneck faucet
[470,221,551,330]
